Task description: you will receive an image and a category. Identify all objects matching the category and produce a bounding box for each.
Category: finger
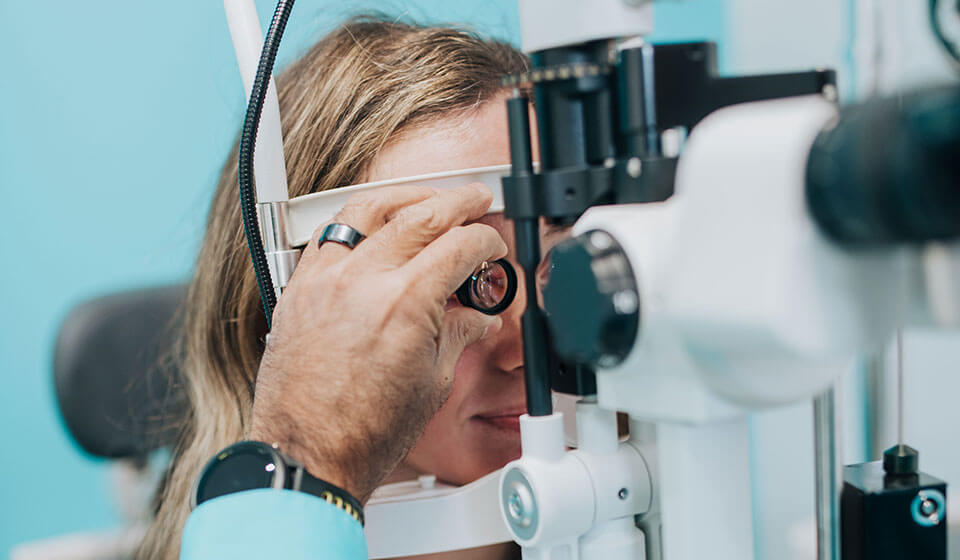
[301,185,436,267]
[401,223,508,305]
[354,183,493,267]
[435,307,503,382]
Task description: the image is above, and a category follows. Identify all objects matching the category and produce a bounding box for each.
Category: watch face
[196,442,283,505]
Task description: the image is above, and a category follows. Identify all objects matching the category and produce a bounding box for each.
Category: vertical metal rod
[505,94,553,417]
[896,329,904,447]
[814,388,841,560]
[864,352,887,461]
[639,41,660,157]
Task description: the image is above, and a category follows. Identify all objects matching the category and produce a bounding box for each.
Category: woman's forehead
[365,96,512,184]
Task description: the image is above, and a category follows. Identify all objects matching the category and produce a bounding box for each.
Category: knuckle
[409,204,447,233]
[455,315,475,342]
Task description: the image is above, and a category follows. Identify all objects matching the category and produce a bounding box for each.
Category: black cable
[238,0,296,329]
[929,0,960,71]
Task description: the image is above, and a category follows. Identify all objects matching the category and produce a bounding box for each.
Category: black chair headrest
[54,285,188,459]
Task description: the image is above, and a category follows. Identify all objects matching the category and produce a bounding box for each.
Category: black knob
[883,444,919,476]
[542,230,640,369]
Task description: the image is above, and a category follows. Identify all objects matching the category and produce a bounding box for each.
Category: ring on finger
[318,223,367,250]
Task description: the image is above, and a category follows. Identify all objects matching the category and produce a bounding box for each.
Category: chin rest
[54,285,188,459]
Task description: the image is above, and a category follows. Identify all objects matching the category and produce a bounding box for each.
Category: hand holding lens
[455,258,518,315]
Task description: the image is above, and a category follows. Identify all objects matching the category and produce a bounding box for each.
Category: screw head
[505,481,535,529]
[613,290,639,315]
[589,231,613,251]
[508,492,525,519]
[911,489,946,527]
[598,354,619,368]
[822,84,839,102]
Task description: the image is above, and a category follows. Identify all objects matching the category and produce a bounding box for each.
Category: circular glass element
[456,258,518,315]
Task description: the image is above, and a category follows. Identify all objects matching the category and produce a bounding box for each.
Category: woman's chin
[404,418,523,485]
[465,418,522,469]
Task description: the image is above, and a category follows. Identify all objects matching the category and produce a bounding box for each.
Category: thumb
[436,308,502,374]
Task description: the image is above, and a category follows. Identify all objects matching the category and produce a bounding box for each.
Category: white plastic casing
[923,242,960,327]
[502,414,595,557]
[285,165,511,247]
[224,0,289,203]
[519,0,653,53]
[576,95,918,421]
[501,411,650,560]
[365,469,513,558]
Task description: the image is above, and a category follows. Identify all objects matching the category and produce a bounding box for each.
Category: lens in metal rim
[455,258,518,315]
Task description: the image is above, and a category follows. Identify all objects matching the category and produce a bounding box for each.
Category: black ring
[318,223,366,250]
[456,258,519,316]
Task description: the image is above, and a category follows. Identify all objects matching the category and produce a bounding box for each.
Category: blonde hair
[137,16,527,560]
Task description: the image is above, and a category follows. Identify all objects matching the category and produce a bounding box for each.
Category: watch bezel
[190,440,289,510]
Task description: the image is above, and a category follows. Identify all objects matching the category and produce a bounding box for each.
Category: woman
[140,16,565,560]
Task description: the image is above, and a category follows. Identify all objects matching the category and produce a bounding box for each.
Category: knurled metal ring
[501,61,612,87]
[318,223,366,250]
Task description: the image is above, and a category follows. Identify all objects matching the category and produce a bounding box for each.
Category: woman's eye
[535,249,554,290]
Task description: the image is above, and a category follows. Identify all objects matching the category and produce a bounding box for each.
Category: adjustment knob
[543,230,640,369]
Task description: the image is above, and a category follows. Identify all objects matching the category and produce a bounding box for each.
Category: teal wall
[0,1,724,555]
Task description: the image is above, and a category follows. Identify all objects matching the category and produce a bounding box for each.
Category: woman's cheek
[451,342,485,390]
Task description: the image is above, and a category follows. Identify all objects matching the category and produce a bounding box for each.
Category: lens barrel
[806,86,960,246]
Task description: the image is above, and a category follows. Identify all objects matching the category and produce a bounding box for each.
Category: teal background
[0,0,724,555]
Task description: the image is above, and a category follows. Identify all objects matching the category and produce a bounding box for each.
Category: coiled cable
[929,0,960,71]
[238,0,295,329]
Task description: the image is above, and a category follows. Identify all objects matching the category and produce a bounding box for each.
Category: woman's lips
[474,412,524,432]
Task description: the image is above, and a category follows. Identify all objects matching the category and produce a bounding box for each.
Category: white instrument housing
[578,95,918,422]
[519,0,653,52]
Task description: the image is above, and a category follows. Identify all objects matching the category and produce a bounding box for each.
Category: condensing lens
[472,261,507,308]
[456,258,518,315]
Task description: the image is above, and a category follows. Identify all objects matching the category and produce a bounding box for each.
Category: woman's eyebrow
[543,223,570,236]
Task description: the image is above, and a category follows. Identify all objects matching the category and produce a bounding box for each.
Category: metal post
[813,388,841,560]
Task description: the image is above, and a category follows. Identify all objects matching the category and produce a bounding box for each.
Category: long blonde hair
[137,16,527,560]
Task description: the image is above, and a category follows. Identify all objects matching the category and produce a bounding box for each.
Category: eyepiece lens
[471,261,509,309]
[455,258,518,315]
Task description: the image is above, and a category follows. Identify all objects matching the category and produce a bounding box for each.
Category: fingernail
[467,182,489,194]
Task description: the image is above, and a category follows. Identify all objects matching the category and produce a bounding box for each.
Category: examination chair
[11,285,187,560]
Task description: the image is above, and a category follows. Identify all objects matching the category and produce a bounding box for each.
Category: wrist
[246,428,368,504]
[193,440,365,525]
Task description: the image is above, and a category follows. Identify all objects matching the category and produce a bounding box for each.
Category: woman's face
[365,94,564,485]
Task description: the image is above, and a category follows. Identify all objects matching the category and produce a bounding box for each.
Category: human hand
[248,183,507,503]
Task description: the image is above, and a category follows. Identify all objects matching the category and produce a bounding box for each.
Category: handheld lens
[455,258,518,315]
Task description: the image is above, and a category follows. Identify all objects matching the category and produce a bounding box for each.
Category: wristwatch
[191,440,364,525]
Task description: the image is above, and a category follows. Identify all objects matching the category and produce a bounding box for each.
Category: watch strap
[292,466,365,526]
[193,441,364,526]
